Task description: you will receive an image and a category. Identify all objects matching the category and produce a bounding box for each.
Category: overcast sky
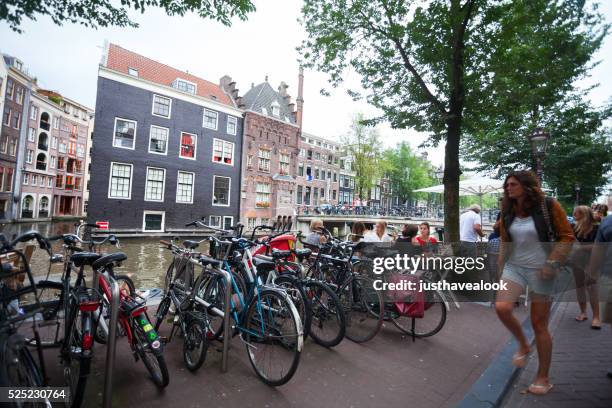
[1,0,610,169]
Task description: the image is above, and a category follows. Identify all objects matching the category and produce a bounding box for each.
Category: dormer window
[271,101,280,117]
[172,78,197,95]
[261,107,268,115]
[128,67,139,77]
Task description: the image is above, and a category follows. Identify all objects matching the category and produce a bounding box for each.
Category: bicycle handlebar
[1,231,52,256]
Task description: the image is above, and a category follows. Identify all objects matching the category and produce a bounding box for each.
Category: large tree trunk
[444,116,461,242]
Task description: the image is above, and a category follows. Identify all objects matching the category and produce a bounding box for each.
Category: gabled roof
[104,43,234,107]
[241,81,296,124]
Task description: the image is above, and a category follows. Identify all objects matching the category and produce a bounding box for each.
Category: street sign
[96,221,109,230]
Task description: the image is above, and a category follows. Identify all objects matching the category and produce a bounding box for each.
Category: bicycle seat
[271,249,292,259]
[91,252,128,270]
[182,240,199,250]
[197,255,221,267]
[71,252,102,267]
[293,248,311,261]
[253,255,275,270]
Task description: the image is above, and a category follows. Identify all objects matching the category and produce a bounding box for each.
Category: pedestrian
[363,220,394,243]
[285,216,293,232]
[495,170,574,395]
[585,214,612,378]
[304,218,327,247]
[459,204,485,257]
[414,221,438,254]
[568,205,600,328]
[350,222,366,242]
[594,204,608,223]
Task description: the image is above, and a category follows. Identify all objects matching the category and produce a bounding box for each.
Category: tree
[343,113,383,201]
[1,0,256,33]
[299,0,607,241]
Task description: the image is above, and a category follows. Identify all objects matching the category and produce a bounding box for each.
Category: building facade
[239,78,302,230]
[295,132,341,209]
[88,43,243,233]
[19,90,91,220]
[338,155,356,206]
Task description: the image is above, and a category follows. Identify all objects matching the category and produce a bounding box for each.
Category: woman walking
[569,205,600,328]
[495,170,574,395]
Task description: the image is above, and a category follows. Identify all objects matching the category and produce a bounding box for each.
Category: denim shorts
[501,263,555,296]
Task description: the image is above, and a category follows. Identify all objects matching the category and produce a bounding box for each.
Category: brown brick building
[239,72,303,231]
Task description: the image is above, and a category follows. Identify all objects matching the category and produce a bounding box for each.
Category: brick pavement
[501,294,612,407]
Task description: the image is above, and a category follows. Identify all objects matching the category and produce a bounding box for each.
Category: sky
[1,0,611,171]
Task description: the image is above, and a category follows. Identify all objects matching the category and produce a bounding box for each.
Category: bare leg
[573,267,588,320]
[496,279,530,355]
[587,282,601,326]
[530,295,552,386]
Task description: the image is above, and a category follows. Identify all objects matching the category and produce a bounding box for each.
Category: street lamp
[574,183,581,206]
[527,127,550,185]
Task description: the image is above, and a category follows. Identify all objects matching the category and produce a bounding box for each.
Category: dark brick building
[88,44,243,233]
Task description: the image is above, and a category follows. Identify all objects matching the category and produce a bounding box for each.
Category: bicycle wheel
[338,275,383,343]
[198,274,226,340]
[244,289,301,386]
[62,296,92,408]
[132,315,169,388]
[303,280,345,347]
[390,289,447,338]
[95,275,134,344]
[22,280,65,347]
[153,296,172,333]
[182,317,208,372]
[274,275,312,339]
[0,333,44,388]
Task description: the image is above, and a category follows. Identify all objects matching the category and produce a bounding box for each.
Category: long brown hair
[501,170,545,217]
[574,205,595,238]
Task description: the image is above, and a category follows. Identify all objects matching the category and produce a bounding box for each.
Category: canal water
[0,221,207,290]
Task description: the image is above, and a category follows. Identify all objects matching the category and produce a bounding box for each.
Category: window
[148,126,168,155]
[258,149,271,172]
[179,132,197,159]
[3,107,10,126]
[5,78,13,99]
[152,95,172,118]
[314,188,319,205]
[53,117,59,129]
[77,145,85,157]
[23,173,29,185]
[47,177,52,188]
[75,160,82,173]
[75,177,82,191]
[65,175,74,190]
[212,139,234,165]
[30,106,38,120]
[15,87,24,105]
[304,186,311,205]
[315,152,321,161]
[280,153,290,175]
[333,172,337,182]
[32,175,38,186]
[297,185,302,205]
[68,141,77,155]
[202,109,218,130]
[9,138,17,156]
[247,155,253,168]
[227,116,237,135]
[223,216,234,230]
[56,175,64,188]
[58,142,67,153]
[271,101,280,117]
[209,215,221,228]
[172,78,196,94]
[57,156,64,170]
[4,168,13,192]
[333,190,337,200]
[247,218,257,230]
[212,176,230,206]
[143,211,165,232]
[128,67,139,77]
[113,118,137,149]
[26,150,33,164]
[12,111,20,129]
[307,150,313,160]
[144,167,165,202]
[176,171,194,203]
[299,149,305,157]
[315,168,319,180]
[51,136,58,150]
[256,183,271,207]
[108,162,133,199]
[298,164,304,177]
[28,127,35,142]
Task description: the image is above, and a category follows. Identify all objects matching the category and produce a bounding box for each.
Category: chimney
[296,67,304,129]
[219,75,233,93]
[278,81,289,97]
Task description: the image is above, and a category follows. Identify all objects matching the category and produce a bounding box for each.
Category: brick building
[239,75,302,230]
[88,44,243,233]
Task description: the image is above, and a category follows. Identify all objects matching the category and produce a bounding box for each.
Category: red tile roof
[105,43,234,107]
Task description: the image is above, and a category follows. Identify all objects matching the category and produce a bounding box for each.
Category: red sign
[96,221,109,230]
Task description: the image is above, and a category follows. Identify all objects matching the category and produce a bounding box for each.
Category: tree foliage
[1,0,256,33]
[299,0,608,240]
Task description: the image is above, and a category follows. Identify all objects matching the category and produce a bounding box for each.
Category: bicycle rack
[190,258,232,373]
[92,269,120,408]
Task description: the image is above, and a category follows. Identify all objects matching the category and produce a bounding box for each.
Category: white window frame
[226,116,237,136]
[112,117,137,150]
[107,162,133,200]
[212,138,235,167]
[202,109,218,130]
[53,117,59,129]
[209,215,221,228]
[30,106,38,121]
[212,175,231,207]
[148,125,169,155]
[23,173,29,185]
[173,78,197,94]
[142,211,166,232]
[128,67,139,77]
[151,94,172,119]
[144,167,166,202]
[47,177,52,188]
[27,127,35,142]
[26,150,33,164]
[179,131,197,160]
[223,216,234,230]
[175,171,195,204]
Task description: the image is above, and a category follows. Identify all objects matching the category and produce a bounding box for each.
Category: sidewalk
[501,296,612,407]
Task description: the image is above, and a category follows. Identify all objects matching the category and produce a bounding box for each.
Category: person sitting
[304,219,327,247]
[351,221,366,242]
[413,221,438,254]
[363,220,393,243]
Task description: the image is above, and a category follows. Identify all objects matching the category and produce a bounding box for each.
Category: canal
[0,221,205,290]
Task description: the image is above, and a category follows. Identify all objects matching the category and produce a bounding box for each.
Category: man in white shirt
[363,220,394,243]
[459,204,484,257]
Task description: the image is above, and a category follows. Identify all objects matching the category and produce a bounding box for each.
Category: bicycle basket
[209,237,233,261]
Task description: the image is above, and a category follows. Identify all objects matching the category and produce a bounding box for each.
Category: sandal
[527,383,553,395]
[575,314,588,322]
[512,351,529,368]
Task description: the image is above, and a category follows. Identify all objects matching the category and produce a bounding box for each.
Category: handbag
[540,197,556,243]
